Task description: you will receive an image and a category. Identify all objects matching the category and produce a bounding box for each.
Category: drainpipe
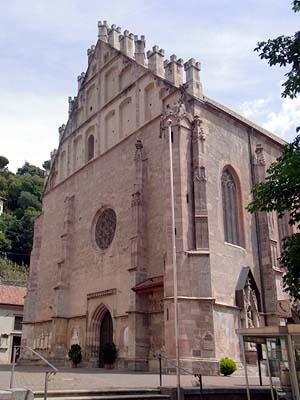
[247,128,267,325]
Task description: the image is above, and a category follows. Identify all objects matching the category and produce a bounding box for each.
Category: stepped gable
[44,20,198,188]
[45,19,285,193]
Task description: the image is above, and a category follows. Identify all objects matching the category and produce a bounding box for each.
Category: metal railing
[10,346,58,400]
[153,352,204,400]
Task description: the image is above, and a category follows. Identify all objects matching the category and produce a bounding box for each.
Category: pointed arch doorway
[99,310,113,367]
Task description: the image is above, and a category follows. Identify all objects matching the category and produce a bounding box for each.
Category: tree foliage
[0,160,44,266]
[247,135,300,225]
[247,135,300,299]
[17,161,44,178]
[254,1,300,100]
[42,159,51,171]
[248,1,300,301]
[0,156,9,171]
[0,257,28,282]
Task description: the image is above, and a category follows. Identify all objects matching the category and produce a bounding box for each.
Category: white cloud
[237,97,273,120]
[238,96,300,142]
[0,91,67,172]
[263,98,300,141]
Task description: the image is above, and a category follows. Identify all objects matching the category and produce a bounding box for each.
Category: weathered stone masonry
[21,20,290,373]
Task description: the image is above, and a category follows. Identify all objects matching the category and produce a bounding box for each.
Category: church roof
[0,284,26,306]
[132,276,163,293]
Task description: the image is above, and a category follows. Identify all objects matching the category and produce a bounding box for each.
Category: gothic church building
[21,21,290,373]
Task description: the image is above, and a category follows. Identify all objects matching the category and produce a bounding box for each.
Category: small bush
[102,342,117,365]
[68,344,82,365]
[220,357,237,376]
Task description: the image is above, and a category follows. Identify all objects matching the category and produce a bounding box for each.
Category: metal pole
[159,353,162,387]
[265,340,275,400]
[195,374,203,400]
[44,371,49,400]
[168,119,181,400]
[240,336,251,400]
[287,334,300,400]
[258,359,262,387]
[10,346,17,388]
[256,344,263,386]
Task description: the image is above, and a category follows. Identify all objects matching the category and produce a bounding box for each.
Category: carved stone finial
[135,139,143,150]
[119,30,134,57]
[134,139,144,162]
[192,116,206,153]
[68,96,76,116]
[255,144,266,166]
[108,24,121,49]
[134,35,146,65]
[164,54,184,86]
[193,166,207,182]
[147,45,165,77]
[58,124,66,141]
[98,20,108,42]
[77,72,85,90]
[50,149,57,159]
[184,58,202,98]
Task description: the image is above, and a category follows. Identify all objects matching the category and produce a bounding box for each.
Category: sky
[0,0,299,172]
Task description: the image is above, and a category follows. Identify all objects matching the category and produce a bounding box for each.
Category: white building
[0,196,5,216]
[0,282,26,363]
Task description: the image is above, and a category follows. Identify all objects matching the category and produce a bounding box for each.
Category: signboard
[277,300,291,318]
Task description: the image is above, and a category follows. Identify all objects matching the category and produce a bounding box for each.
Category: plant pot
[104,364,113,369]
[72,362,78,368]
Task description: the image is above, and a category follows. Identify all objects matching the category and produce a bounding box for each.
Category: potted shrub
[220,357,237,376]
[68,344,82,368]
[102,342,117,369]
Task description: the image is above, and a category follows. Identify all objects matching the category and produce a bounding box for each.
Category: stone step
[33,389,168,400]
[34,396,170,400]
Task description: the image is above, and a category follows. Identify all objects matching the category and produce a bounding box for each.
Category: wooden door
[99,311,113,367]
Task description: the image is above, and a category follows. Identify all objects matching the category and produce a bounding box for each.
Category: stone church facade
[21,21,291,373]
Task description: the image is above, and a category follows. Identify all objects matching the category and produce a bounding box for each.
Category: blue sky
[1,0,299,171]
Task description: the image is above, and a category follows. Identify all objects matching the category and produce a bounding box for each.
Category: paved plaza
[0,365,271,392]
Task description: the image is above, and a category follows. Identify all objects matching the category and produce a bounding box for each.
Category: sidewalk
[0,365,271,391]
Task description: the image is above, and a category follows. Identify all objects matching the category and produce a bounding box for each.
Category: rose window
[95,208,117,250]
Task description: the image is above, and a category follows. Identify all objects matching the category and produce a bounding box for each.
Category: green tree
[248,1,300,300]
[0,160,43,266]
[0,156,9,171]
[42,159,51,171]
[17,161,44,178]
[247,136,300,299]
[254,0,300,101]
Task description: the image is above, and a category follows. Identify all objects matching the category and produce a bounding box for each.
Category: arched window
[87,135,94,161]
[221,168,243,246]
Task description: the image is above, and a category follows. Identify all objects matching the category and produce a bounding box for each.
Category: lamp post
[167,118,181,400]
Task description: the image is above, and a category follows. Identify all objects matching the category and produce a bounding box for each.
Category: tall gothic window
[221,168,242,246]
[87,135,94,161]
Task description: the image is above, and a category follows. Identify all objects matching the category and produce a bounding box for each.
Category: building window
[95,208,117,250]
[270,240,279,268]
[87,135,94,161]
[14,316,23,331]
[278,211,293,247]
[221,168,242,246]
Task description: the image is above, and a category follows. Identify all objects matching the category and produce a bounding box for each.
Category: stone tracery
[95,208,117,250]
